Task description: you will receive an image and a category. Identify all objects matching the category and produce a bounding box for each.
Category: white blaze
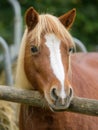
[45,34,66,99]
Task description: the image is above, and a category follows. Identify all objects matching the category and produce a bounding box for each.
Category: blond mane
[15,14,74,89]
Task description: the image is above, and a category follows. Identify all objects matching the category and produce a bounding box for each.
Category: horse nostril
[69,87,73,98]
[50,88,58,100]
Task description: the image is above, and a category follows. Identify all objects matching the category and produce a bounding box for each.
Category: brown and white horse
[15,7,98,130]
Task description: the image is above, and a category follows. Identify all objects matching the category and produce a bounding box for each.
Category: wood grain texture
[0,85,98,116]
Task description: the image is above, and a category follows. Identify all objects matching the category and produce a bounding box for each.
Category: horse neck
[19,105,64,130]
[70,55,92,98]
[20,104,55,120]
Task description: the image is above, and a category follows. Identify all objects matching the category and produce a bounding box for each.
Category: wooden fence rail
[0,85,98,116]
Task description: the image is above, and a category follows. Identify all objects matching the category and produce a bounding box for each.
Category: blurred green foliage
[0,0,98,51]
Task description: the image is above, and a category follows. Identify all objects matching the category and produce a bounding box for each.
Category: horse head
[16,7,76,111]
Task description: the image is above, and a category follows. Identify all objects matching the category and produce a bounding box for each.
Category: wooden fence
[0,85,98,116]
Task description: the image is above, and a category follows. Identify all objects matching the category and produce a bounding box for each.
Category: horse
[15,7,98,130]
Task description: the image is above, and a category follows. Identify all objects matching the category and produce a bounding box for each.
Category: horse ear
[59,9,76,29]
[25,7,39,30]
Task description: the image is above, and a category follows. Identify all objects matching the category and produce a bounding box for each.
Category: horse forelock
[27,14,74,47]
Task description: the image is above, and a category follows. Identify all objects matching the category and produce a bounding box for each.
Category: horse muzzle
[48,87,73,112]
[49,95,72,112]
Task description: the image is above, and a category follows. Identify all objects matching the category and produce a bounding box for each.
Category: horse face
[24,33,74,111]
[24,7,76,111]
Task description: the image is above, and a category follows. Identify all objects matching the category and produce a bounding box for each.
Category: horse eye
[69,47,75,53]
[31,45,39,54]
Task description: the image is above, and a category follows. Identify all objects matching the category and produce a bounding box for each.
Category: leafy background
[0,0,98,51]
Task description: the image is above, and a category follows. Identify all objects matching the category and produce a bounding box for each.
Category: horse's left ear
[59,8,76,29]
[25,7,39,30]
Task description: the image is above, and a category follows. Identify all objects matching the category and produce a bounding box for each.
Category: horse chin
[48,103,70,112]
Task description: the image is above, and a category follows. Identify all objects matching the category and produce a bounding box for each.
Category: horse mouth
[49,104,69,112]
[48,100,71,112]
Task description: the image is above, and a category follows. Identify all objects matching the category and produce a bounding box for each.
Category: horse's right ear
[25,7,39,30]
